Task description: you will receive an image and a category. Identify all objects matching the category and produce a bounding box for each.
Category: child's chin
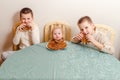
[56,38,62,40]
[56,39,60,40]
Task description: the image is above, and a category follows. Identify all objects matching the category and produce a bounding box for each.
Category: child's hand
[74,32,84,41]
[86,34,104,51]
[26,22,34,30]
[86,34,95,43]
[17,23,26,32]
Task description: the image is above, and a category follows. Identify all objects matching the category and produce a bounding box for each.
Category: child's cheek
[21,20,25,23]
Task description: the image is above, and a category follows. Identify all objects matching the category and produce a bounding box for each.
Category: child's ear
[91,24,95,30]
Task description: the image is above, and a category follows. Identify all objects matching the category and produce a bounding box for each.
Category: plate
[46,41,67,50]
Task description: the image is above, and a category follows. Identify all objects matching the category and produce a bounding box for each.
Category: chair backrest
[95,24,115,45]
[43,21,71,42]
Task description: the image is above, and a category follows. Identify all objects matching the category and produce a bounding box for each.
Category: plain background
[0,0,120,59]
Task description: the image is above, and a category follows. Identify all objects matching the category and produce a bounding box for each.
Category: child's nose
[83,29,86,33]
[56,34,59,37]
[25,19,28,22]
[83,29,87,34]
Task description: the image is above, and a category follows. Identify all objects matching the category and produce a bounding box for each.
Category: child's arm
[13,26,23,45]
[101,41,115,54]
[90,38,104,50]
[87,32,114,54]
[31,23,40,44]
[71,33,83,43]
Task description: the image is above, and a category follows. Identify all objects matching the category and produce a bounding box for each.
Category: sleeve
[31,24,40,44]
[96,32,115,54]
[13,27,22,45]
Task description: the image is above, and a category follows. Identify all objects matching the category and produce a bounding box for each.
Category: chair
[12,22,21,51]
[43,21,71,42]
[95,24,115,45]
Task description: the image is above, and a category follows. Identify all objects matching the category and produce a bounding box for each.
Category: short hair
[20,7,33,18]
[77,16,93,25]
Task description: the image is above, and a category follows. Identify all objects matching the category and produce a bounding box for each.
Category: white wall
[0,0,120,59]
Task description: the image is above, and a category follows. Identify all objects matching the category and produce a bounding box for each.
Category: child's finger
[76,35,82,40]
[18,26,25,32]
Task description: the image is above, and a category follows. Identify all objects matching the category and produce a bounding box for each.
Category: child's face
[78,21,95,35]
[53,28,63,40]
[20,13,33,25]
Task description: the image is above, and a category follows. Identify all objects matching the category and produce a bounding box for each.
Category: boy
[71,16,114,54]
[1,7,40,60]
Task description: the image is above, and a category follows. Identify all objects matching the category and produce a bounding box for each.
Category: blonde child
[47,27,67,50]
[71,16,114,54]
[1,7,40,60]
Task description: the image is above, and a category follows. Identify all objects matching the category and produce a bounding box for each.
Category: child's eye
[21,18,25,20]
[27,18,30,20]
[80,29,83,31]
[53,33,56,35]
[85,26,88,29]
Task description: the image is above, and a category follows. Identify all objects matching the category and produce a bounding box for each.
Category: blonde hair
[77,16,96,30]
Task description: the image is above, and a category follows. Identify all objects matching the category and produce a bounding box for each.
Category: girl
[47,26,67,50]
[71,16,114,54]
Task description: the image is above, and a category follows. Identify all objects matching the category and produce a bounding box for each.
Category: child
[47,26,67,50]
[1,7,40,60]
[71,16,114,54]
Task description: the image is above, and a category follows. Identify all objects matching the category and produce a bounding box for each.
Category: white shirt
[13,23,40,49]
[71,30,115,54]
